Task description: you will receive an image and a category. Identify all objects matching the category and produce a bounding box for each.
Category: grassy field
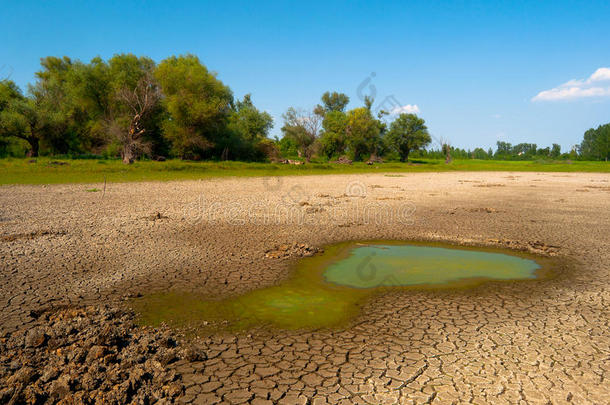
[0,157,608,185]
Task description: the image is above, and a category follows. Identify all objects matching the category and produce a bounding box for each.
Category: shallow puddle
[133,242,548,331]
[323,244,539,288]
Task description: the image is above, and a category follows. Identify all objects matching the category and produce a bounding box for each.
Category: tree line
[278,92,431,163]
[0,54,273,163]
[1,54,608,162]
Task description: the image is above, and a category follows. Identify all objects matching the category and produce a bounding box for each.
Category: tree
[0,81,23,117]
[580,124,609,161]
[513,143,537,158]
[441,140,452,163]
[113,71,160,163]
[344,107,380,161]
[155,55,233,159]
[68,57,113,152]
[29,56,118,156]
[473,147,489,160]
[495,141,512,158]
[314,91,349,116]
[318,110,348,159]
[281,107,321,161]
[363,95,374,111]
[104,54,161,163]
[313,91,350,159]
[551,143,561,158]
[226,94,273,160]
[0,81,65,157]
[537,146,550,157]
[278,135,299,158]
[26,54,168,159]
[27,56,84,155]
[384,113,431,162]
[229,95,273,141]
[0,80,44,156]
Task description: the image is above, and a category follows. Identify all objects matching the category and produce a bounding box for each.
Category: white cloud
[390,104,420,114]
[590,67,610,82]
[492,113,501,119]
[533,86,610,101]
[532,67,610,101]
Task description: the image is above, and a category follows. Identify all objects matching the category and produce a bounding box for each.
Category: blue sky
[2,0,609,151]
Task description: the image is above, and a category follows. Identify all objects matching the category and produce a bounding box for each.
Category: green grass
[0,157,608,185]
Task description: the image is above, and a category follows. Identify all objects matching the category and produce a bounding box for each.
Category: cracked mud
[1,172,609,404]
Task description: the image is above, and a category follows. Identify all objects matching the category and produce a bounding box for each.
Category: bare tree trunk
[120,115,143,164]
[122,143,134,164]
[442,143,452,164]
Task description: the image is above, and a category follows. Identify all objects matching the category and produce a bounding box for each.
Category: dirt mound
[0,306,204,404]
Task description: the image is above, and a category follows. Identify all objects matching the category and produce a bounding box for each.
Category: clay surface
[1,171,609,403]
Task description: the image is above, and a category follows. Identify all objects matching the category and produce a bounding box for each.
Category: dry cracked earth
[0,171,609,404]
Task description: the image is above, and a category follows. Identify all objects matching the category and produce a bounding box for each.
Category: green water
[133,242,544,331]
[323,244,540,288]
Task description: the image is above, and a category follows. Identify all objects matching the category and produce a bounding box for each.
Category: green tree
[473,147,489,160]
[551,143,561,158]
[28,56,86,154]
[29,54,165,160]
[30,56,120,156]
[0,80,44,156]
[230,95,273,141]
[537,146,550,157]
[344,107,380,161]
[278,135,299,158]
[513,143,537,159]
[155,54,233,159]
[226,94,274,160]
[68,57,112,148]
[363,95,374,111]
[580,124,609,161]
[318,110,348,159]
[495,141,512,158]
[384,113,431,162]
[314,91,350,116]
